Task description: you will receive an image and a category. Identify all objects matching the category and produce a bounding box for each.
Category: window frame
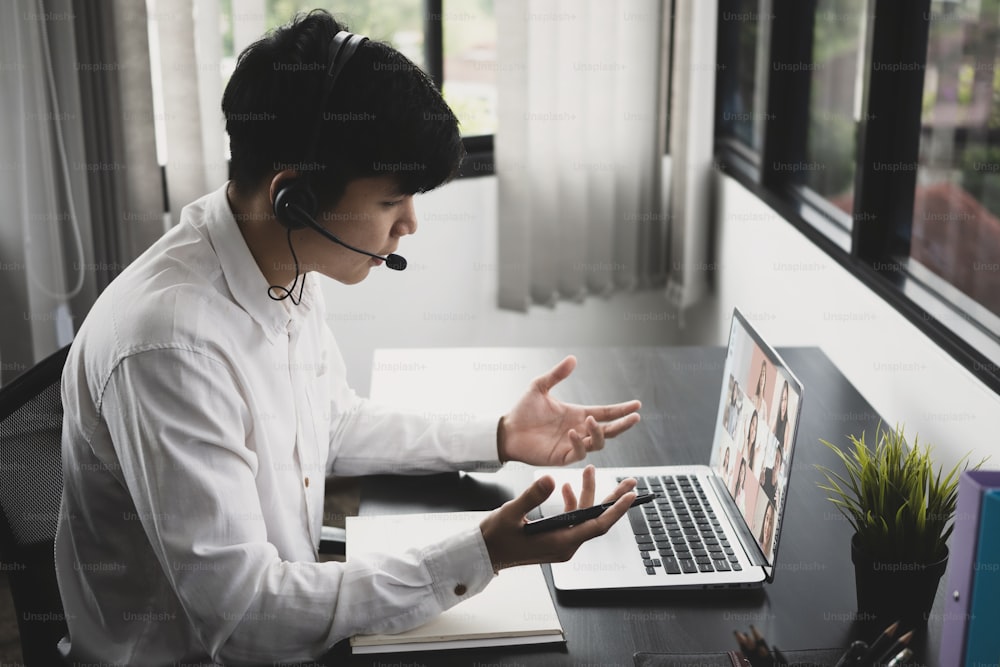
[424,0,494,177]
[714,0,1000,395]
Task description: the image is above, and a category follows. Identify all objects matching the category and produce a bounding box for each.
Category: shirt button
[304,477,310,488]
[453,583,467,596]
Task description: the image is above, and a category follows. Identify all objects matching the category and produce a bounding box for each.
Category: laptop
[534,308,804,590]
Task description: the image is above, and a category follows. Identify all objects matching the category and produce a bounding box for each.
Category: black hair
[221,9,464,207]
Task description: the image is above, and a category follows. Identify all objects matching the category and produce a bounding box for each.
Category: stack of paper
[346,511,565,654]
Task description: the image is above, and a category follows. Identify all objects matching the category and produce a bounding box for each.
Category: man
[54,10,641,666]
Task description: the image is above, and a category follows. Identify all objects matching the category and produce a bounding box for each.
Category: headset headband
[304,30,370,176]
[320,31,368,113]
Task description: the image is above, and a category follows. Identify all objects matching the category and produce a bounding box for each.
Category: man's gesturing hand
[479,469,637,573]
[497,355,641,466]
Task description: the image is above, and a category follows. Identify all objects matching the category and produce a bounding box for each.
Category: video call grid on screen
[709,311,803,566]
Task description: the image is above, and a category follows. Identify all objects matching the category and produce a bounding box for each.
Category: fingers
[565,411,641,462]
[563,403,642,462]
[601,412,642,439]
[532,355,577,394]
[566,490,636,542]
[485,479,636,572]
[562,464,597,511]
[566,470,635,508]
[507,475,556,518]
[578,399,642,423]
[579,464,596,508]
[565,427,588,464]
[587,416,606,453]
[561,482,577,512]
[601,476,637,504]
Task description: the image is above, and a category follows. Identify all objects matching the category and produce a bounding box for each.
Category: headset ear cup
[273,182,317,230]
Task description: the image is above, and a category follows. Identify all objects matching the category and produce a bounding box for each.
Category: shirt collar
[203,183,321,341]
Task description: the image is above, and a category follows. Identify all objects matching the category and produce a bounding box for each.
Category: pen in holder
[731,619,912,667]
[832,641,868,667]
[733,625,784,666]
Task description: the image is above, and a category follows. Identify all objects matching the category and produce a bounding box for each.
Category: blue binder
[965,489,1000,667]
[940,470,1000,667]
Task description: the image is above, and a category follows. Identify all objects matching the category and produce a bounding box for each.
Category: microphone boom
[286,202,407,271]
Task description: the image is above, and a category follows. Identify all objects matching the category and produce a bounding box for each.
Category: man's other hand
[497,355,641,466]
[479,468,637,572]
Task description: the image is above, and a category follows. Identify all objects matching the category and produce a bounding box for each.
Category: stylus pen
[522,493,656,534]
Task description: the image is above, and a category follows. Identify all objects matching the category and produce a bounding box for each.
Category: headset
[269,30,405,304]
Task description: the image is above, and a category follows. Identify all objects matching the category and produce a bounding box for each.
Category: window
[716,0,766,153]
[441,0,497,137]
[716,0,1000,393]
[911,0,1000,324]
[214,0,496,173]
[220,0,427,78]
[804,0,867,218]
[218,0,496,141]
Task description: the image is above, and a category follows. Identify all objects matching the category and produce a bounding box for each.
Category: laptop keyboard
[620,474,743,576]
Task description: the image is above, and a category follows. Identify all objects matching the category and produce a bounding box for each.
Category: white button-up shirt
[55,183,499,666]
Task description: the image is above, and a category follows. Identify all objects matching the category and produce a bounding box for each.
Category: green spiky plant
[816,422,982,564]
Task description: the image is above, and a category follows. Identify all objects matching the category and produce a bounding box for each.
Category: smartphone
[522,493,656,535]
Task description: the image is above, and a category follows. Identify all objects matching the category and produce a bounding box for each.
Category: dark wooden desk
[324,347,944,667]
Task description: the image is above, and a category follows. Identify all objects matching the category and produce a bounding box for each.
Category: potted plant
[816,422,981,629]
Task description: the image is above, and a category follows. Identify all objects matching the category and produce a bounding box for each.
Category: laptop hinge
[707,474,769,572]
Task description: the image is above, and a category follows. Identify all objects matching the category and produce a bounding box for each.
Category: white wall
[319,174,691,397]
[679,172,1000,473]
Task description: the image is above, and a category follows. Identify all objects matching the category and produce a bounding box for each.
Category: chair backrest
[0,344,70,666]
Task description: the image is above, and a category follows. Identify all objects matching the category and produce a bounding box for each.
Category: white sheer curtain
[496,0,670,311]
[0,0,165,384]
[666,0,717,310]
[0,0,97,380]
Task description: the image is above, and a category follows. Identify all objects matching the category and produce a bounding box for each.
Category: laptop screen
[708,309,804,567]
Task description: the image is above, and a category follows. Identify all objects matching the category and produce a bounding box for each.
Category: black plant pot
[850,533,949,630]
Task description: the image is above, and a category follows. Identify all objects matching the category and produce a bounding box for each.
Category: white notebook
[346,511,565,654]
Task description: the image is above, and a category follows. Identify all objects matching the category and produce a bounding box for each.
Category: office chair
[0,344,346,666]
[0,343,70,666]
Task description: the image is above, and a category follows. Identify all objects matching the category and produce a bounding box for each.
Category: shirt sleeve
[319,328,503,476]
[103,348,495,664]
[328,396,503,476]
